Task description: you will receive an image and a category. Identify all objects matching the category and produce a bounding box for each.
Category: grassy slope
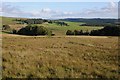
[2,36,118,78]
[1,16,102,36]
[1,16,27,25]
[2,17,17,25]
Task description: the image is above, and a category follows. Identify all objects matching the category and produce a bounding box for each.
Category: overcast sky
[0,1,118,19]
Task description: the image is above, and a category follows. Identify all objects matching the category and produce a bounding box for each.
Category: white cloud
[41,8,52,13]
[79,2,118,18]
[1,2,118,19]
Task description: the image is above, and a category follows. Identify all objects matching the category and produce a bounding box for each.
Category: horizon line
[1,16,118,20]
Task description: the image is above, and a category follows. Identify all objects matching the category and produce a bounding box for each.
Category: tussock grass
[2,35,118,78]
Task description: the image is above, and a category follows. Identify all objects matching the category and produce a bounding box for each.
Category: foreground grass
[2,35,118,78]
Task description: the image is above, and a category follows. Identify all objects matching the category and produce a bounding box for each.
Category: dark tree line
[55,21,69,26]
[15,19,48,24]
[62,18,117,27]
[47,20,69,26]
[66,30,89,35]
[90,26,120,36]
[80,23,115,27]
[66,26,120,36]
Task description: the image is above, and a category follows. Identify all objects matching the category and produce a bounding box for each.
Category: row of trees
[63,18,117,27]
[2,25,120,36]
[90,26,120,36]
[15,19,70,27]
[66,30,89,35]
[48,20,69,26]
[66,26,120,36]
[15,19,48,24]
[55,21,69,26]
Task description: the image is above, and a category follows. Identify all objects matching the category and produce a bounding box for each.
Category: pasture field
[2,17,102,36]
[1,16,102,35]
[2,34,118,78]
[39,22,102,35]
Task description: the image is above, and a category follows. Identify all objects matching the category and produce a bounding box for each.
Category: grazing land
[1,16,102,36]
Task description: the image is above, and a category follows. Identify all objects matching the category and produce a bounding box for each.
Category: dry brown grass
[2,34,119,78]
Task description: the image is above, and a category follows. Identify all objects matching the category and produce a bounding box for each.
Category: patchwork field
[2,34,118,78]
[1,16,102,36]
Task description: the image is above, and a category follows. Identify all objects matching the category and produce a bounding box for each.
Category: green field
[1,17,102,36]
[1,16,27,25]
[44,22,102,35]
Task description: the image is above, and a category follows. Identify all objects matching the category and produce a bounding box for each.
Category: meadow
[2,17,119,78]
[2,35,118,78]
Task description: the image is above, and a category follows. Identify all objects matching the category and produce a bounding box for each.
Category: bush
[17,25,48,36]
[2,25,11,30]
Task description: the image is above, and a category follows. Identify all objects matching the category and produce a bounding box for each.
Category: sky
[0,1,119,19]
[1,0,119,2]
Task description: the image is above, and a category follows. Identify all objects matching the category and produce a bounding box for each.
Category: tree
[79,30,83,35]
[17,25,48,36]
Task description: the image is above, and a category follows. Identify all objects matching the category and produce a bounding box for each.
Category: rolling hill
[1,16,102,36]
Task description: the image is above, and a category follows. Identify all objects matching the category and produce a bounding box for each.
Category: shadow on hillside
[2,30,12,34]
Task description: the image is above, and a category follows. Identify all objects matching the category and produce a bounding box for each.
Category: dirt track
[2,34,114,39]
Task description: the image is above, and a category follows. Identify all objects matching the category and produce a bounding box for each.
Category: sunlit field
[2,34,118,78]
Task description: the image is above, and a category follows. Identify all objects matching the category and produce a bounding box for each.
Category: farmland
[1,16,102,36]
[1,17,119,78]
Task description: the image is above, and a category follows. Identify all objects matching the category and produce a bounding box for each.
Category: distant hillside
[61,18,117,26]
[1,16,27,25]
